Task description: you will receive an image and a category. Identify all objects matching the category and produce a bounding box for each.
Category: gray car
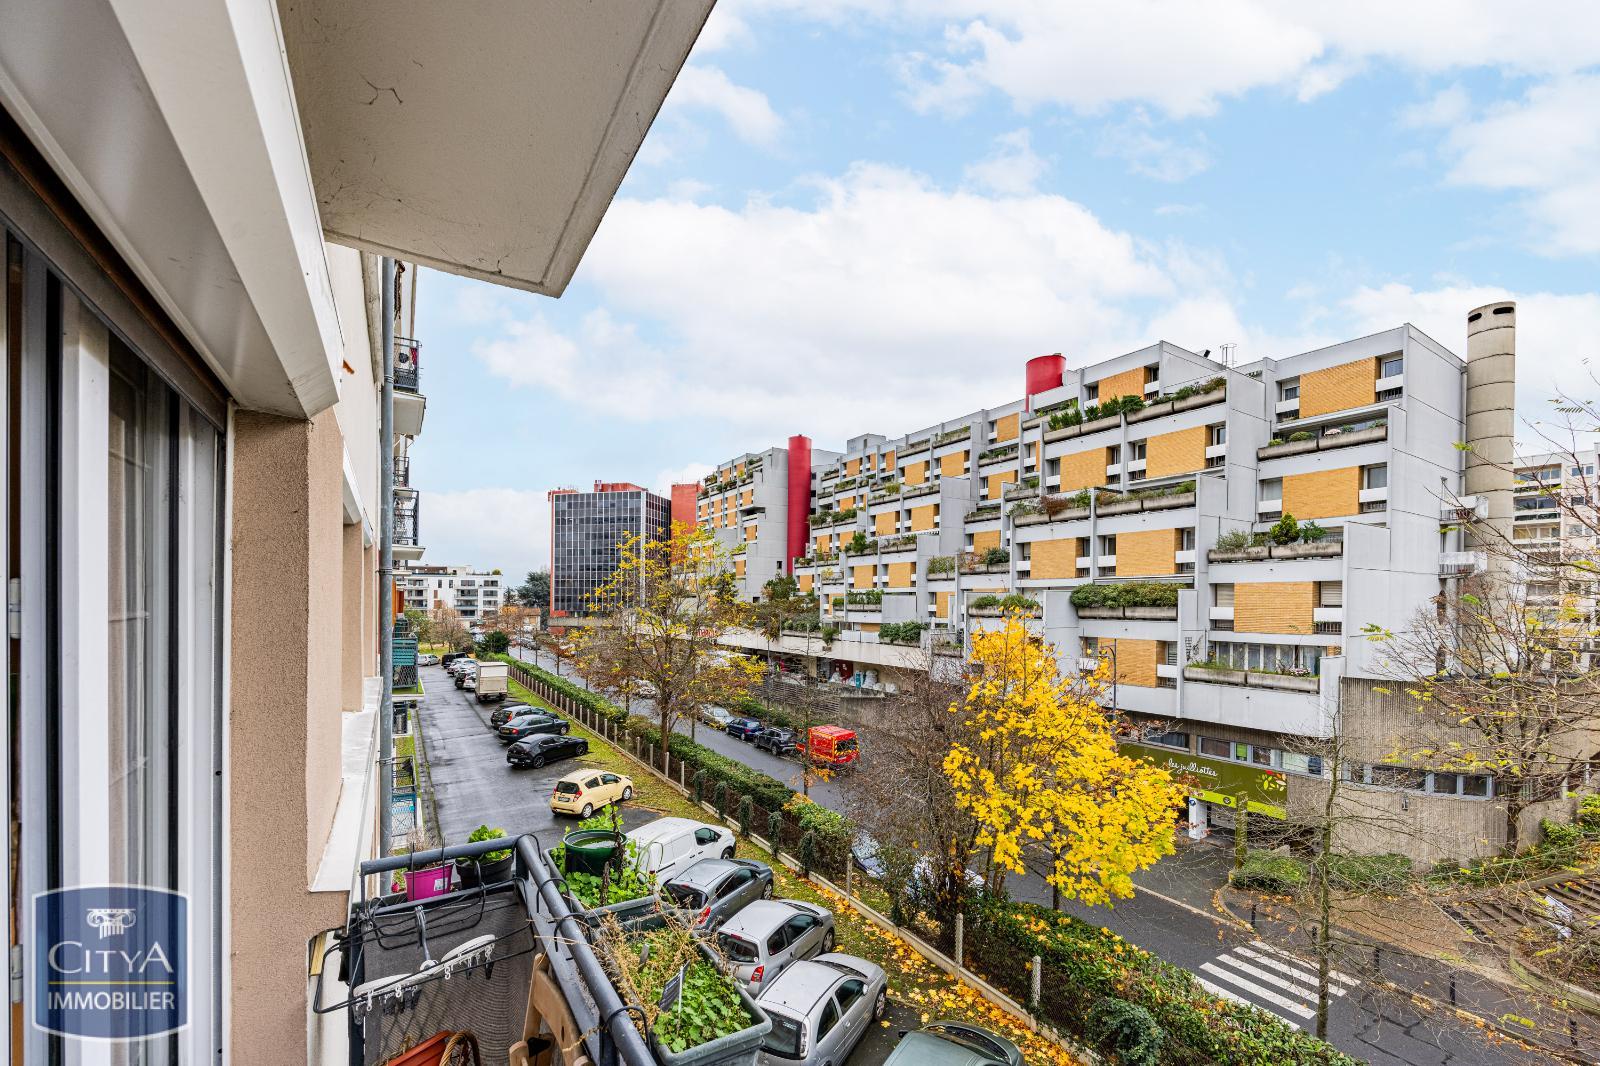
[715,899,836,990]
[657,857,773,931]
[755,953,887,1065]
[881,1021,1024,1066]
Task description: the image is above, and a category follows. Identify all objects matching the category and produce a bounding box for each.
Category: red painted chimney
[785,435,812,574]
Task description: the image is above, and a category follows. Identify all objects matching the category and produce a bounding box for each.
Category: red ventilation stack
[1025,353,1066,401]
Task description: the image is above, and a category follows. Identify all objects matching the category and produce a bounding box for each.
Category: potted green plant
[456,824,515,886]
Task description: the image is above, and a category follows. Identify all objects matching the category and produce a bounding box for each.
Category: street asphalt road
[418,663,911,1065]
[506,646,1561,1066]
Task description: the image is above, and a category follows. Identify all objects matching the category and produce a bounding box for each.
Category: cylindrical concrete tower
[1025,354,1066,400]
[1464,301,1517,555]
[785,435,812,574]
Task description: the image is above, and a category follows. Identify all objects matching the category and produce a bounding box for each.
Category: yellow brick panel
[855,622,880,634]
[1058,447,1109,492]
[1234,582,1316,634]
[839,495,855,510]
[846,458,860,476]
[875,510,897,537]
[904,460,927,485]
[940,450,967,478]
[995,412,1020,442]
[884,450,896,470]
[1146,425,1206,479]
[1283,466,1361,521]
[986,471,1017,499]
[1107,638,1158,687]
[972,529,1001,554]
[1299,357,1377,418]
[887,561,914,588]
[1098,366,1147,402]
[735,559,746,578]
[815,534,832,553]
[745,524,758,541]
[911,504,938,531]
[935,590,952,620]
[853,565,874,589]
[1115,529,1177,576]
[1030,537,1079,580]
[798,573,814,593]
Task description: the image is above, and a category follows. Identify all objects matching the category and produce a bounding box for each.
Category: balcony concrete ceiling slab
[279,0,713,295]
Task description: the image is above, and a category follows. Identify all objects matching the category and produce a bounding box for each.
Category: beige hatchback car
[549,767,634,818]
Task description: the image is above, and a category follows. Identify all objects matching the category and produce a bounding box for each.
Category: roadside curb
[510,672,1096,1065]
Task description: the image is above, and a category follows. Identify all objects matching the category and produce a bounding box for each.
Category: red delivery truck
[804,725,859,768]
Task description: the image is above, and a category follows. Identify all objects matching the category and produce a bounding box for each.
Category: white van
[625,817,736,883]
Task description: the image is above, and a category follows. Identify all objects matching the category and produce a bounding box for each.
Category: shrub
[1089,998,1164,1066]
[1230,851,1310,894]
[970,594,1000,610]
[820,625,840,642]
[846,589,883,606]
[1043,489,1091,517]
[1542,819,1582,850]
[738,794,754,838]
[1069,582,1184,610]
[1288,430,1314,442]
[1269,438,1286,446]
[714,781,729,821]
[1580,794,1600,832]
[927,555,956,574]
[799,831,817,876]
[982,546,1010,565]
[692,770,707,805]
[999,593,1039,611]
[768,811,784,856]
[1326,852,1412,890]
[1269,513,1300,546]
[1214,529,1250,552]
[879,621,927,645]
[1299,521,1328,543]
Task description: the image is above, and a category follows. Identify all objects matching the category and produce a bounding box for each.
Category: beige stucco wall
[342,522,366,710]
[229,408,350,1062]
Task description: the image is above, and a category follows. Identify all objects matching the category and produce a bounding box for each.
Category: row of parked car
[443,656,510,702]
[704,709,862,769]
[606,812,1023,1066]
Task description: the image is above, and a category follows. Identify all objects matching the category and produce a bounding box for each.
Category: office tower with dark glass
[548,481,672,616]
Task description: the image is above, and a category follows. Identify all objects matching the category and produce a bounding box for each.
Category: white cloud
[962,128,1048,195]
[1434,74,1600,254]
[665,65,785,148]
[1097,111,1210,182]
[474,162,1256,443]
[653,463,714,498]
[1154,203,1202,217]
[1399,84,1470,128]
[420,488,549,583]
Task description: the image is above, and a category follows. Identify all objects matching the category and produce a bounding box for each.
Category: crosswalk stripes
[1194,940,1358,1029]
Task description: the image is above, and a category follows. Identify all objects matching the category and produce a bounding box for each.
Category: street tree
[944,612,1184,905]
[1364,572,1600,854]
[403,607,434,646]
[751,574,816,676]
[513,568,550,609]
[573,524,762,770]
[429,604,472,652]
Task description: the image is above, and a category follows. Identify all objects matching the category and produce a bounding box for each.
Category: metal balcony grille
[1314,621,1343,635]
[394,486,420,546]
[394,337,421,392]
[394,455,410,486]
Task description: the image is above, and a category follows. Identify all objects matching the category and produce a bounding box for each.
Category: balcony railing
[394,454,410,486]
[394,336,421,392]
[395,486,420,546]
[1439,550,1486,577]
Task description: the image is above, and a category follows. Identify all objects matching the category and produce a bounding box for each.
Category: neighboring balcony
[394,336,426,437]
[394,486,425,561]
[1439,550,1486,577]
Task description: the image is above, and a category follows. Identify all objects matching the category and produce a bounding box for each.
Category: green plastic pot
[559,829,623,876]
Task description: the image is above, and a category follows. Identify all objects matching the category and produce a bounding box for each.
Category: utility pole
[377,256,396,853]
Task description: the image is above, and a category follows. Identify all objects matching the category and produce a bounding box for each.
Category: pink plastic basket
[405,864,453,901]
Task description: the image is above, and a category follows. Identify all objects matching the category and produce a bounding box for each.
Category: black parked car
[726,718,764,741]
[490,703,539,728]
[498,714,569,744]
[506,733,588,769]
[754,727,798,756]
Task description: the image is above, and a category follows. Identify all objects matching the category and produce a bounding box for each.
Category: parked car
[715,899,836,991]
[755,954,887,1066]
[441,652,468,669]
[658,857,773,930]
[754,727,798,756]
[454,663,476,689]
[506,733,589,770]
[625,817,736,883]
[701,707,735,731]
[416,653,439,667]
[726,718,764,741]
[549,768,633,818]
[852,833,983,897]
[498,714,569,743]
[489,703,538,728]
[881,1021,1024,1066]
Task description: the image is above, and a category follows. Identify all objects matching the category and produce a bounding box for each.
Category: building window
[1144,365,1160,384]
[1130,439,1147,461]
[1085,384,1099,402]
[1208,424,1226,446]
[1147,729,1188,750]
[1281,751,1324,777]
[1379,354,1403,378]
[1259,477,1282,501]
[1099,534,1117,557]
[1106,444,1121,465]
[1198,736,1232,759]
[1213,583,1234,606]
[1178,528,1196,552]
[1279,379,1300,402]
[1317,581,1343,607]
[1363,464,1388,490]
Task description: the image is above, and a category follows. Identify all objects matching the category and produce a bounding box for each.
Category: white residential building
[398,564,506,621]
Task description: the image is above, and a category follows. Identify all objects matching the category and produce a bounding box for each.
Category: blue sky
[413,1,1600,581]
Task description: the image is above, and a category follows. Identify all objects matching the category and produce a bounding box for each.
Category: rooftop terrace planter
[1173,388,1225,413]
[1207,545,1270,562]
[1247,671,1320,693]
[1076,606,1123,619]
[1126,400,1176,424]
[901,482,939,502]
[969,606,1041,618]
[544,844,660,930]
[1013,510,1051,527]
[1183,664,1320,692]
[961,562,1010,575]
[1096,496,1142,516]
[1271,540,1343,559]
[1142,490,1196,512]
[1322,424,1387,449]
[1074,604,1179,621]
[1183,664,1247,686]
[1258,437,1319,459]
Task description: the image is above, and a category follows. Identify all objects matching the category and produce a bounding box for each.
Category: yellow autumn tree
[944,612,1183,906]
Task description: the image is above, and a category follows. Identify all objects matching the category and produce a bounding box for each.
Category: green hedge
[1326,852,1412,890]
[1229,851,1310,894]
[969,901,1356,1065]
[1069,581,1185,609]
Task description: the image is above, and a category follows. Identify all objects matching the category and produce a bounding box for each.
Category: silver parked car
[715,899,836,990]
[756,953,887,1065]
[657,857,773,931]
[881,1020,1024,1066]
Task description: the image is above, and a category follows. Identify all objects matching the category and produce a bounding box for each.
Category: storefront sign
[1122,742,1288,819]
[34,885,188,1040]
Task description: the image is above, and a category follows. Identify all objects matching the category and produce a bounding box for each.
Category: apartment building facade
[549,481,672,616]
[0,2,710,1062]
[696,308,1581,861]
[397,564,505,622]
